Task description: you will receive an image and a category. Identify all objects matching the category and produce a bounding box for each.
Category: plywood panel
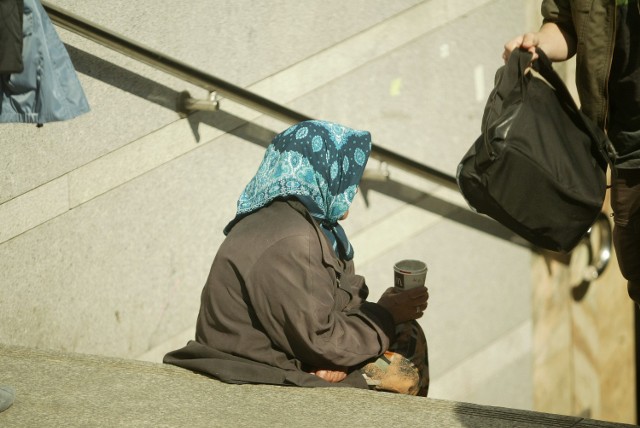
[532,210,636,424]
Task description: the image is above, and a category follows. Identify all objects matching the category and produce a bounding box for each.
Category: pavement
[0,344,636,427]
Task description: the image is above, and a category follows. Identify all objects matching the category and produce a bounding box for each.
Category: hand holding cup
[377,286,429,324]
[376,259,429,324]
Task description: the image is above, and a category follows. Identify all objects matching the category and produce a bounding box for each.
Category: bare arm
[503,22,576,63]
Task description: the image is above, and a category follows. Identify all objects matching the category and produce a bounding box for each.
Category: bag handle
[479,48,533,159]
[506,47,534,88]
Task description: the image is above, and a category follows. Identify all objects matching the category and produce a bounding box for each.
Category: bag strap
[530,48,579,111]
[531,48,616,173]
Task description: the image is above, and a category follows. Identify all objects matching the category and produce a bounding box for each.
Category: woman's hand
[376,286,429,324]
[310,369,348,383]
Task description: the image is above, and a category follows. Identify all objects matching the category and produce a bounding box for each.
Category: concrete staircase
[0,344,635,428]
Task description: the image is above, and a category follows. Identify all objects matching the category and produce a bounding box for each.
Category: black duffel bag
[456,48,615,253]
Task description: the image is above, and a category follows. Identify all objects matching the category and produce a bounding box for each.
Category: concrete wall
[2,0,555,414]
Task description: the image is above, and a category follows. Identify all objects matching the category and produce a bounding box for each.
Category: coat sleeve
[244,233,395,369]
[541,0,576,37]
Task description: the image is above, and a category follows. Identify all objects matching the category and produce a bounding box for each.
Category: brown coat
[164,200,396,388]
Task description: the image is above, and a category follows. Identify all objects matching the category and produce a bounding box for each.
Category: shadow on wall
[66,44,525,249]
[359,178,525,249]
[66,44,279,147]
[66,44,178,111]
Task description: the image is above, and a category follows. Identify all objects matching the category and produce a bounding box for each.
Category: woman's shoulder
[228,200,317,244]
[220,200,321,270]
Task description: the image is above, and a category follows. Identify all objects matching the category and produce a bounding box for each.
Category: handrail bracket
[177,90,219,117]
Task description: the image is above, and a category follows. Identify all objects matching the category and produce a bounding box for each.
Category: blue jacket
[0,0,89,125]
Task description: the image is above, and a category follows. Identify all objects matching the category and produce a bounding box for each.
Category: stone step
[0,344,634,427]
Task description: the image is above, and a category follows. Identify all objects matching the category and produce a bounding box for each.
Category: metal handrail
[42,1,458,190]
[42,2,612,281]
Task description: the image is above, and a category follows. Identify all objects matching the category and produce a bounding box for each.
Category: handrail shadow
[67,44,521,245]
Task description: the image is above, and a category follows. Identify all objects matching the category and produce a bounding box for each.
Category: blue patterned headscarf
[224,120,372,260]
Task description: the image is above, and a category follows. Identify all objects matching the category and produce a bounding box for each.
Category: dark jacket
[541,0,622,129]
[0,0,23,73]
[0,0,89,124]
[164,200,396,388]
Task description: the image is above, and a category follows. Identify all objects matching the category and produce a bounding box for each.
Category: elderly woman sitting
[165,120,429,396]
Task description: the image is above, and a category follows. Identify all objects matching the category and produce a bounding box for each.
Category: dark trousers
[611,168,640,304]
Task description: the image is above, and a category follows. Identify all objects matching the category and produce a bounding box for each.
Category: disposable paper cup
[393,259,428,290]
